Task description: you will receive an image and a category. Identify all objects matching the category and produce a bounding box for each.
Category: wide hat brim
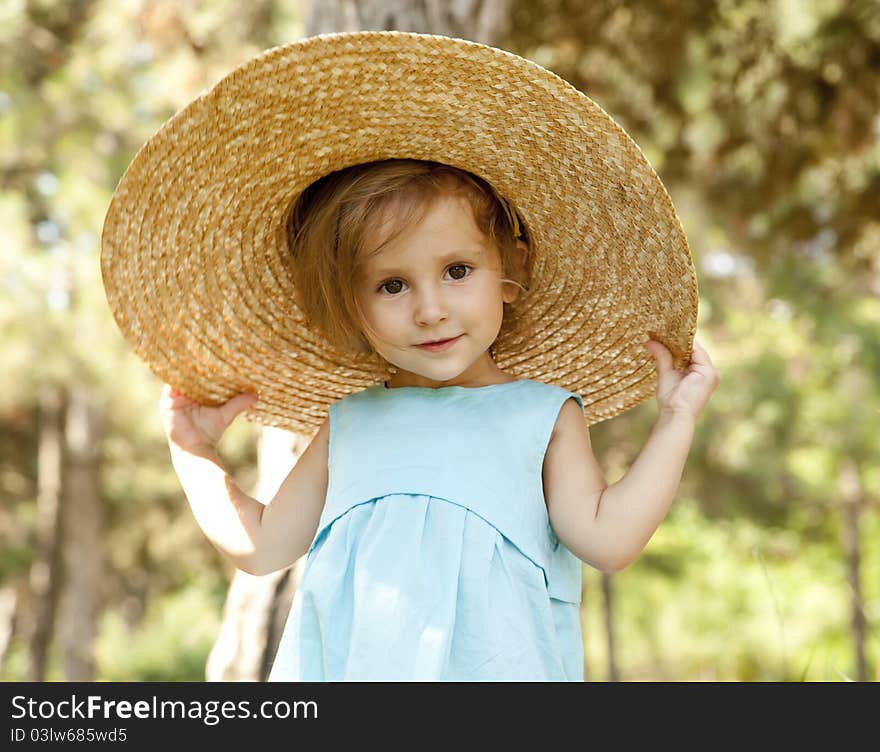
[101,30,698,436]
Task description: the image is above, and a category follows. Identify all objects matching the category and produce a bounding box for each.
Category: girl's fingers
[645,339,674,375]
[689,339,721,384]
[691,339,715,367]
[162,384,184,400]
[162,383,257,433]
[219,393,259,423]
[160,383,198,410]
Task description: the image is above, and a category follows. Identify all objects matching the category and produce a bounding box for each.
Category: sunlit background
[1,0,878,681]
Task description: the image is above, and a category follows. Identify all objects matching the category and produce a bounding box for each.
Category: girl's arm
[169,442,267,573]
[160,385,328,576]
[544,339,719,573]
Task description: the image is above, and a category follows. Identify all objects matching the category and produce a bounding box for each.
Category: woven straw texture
[101,30,698,436]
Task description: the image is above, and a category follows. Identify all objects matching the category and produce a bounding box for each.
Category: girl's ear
[502,239,529,304]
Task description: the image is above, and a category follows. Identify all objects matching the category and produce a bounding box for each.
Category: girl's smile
[415,334,462,352]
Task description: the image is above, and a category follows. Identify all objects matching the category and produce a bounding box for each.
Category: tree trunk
[601,572,619,681]
[303,0,511,45]
[580,573,589,680]
[27,385,66,681]
[56,383,104,681]
[839,457,867,682]
[0,585,19,676]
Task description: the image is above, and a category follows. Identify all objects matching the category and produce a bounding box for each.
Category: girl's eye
[377,264,472,295]
[379,279,405,295]
[448,264,470,280]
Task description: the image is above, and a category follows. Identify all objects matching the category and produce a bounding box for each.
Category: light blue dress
[267,378,586,681]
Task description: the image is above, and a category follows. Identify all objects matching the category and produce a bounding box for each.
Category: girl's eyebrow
[370,249,482,277]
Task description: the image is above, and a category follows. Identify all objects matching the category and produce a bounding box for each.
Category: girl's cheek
[372,302,405,328]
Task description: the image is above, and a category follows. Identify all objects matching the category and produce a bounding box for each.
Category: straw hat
[101,30,698,436]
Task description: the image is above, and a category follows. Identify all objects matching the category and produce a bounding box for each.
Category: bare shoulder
[541,396,608,566]
[543,397,596,484]
[549,396,586,445]
[283,415,330,499]
[252,414,330,574]
[542,396,606,513]
[307,414,331,456]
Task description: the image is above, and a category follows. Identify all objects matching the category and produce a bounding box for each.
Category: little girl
[104,31,720,681]
[159,156,719,681]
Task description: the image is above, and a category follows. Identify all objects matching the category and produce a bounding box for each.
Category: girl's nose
[413,287,448,326]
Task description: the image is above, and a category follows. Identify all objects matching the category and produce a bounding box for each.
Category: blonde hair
[285,158,532,358]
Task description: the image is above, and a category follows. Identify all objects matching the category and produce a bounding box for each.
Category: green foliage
[582,503,878,681]
[93,579,226,682]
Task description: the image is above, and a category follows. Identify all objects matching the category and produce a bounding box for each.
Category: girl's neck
[384,361,517,389]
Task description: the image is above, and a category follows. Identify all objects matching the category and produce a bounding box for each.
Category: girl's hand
[643,338,720,422]
[159,383,259,454]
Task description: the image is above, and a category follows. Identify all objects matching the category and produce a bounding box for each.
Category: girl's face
[355,193,524,388]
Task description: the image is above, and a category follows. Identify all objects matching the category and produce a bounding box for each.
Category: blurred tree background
[1,0,877,681]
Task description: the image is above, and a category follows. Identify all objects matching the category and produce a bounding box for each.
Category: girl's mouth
[416,335,462,352]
